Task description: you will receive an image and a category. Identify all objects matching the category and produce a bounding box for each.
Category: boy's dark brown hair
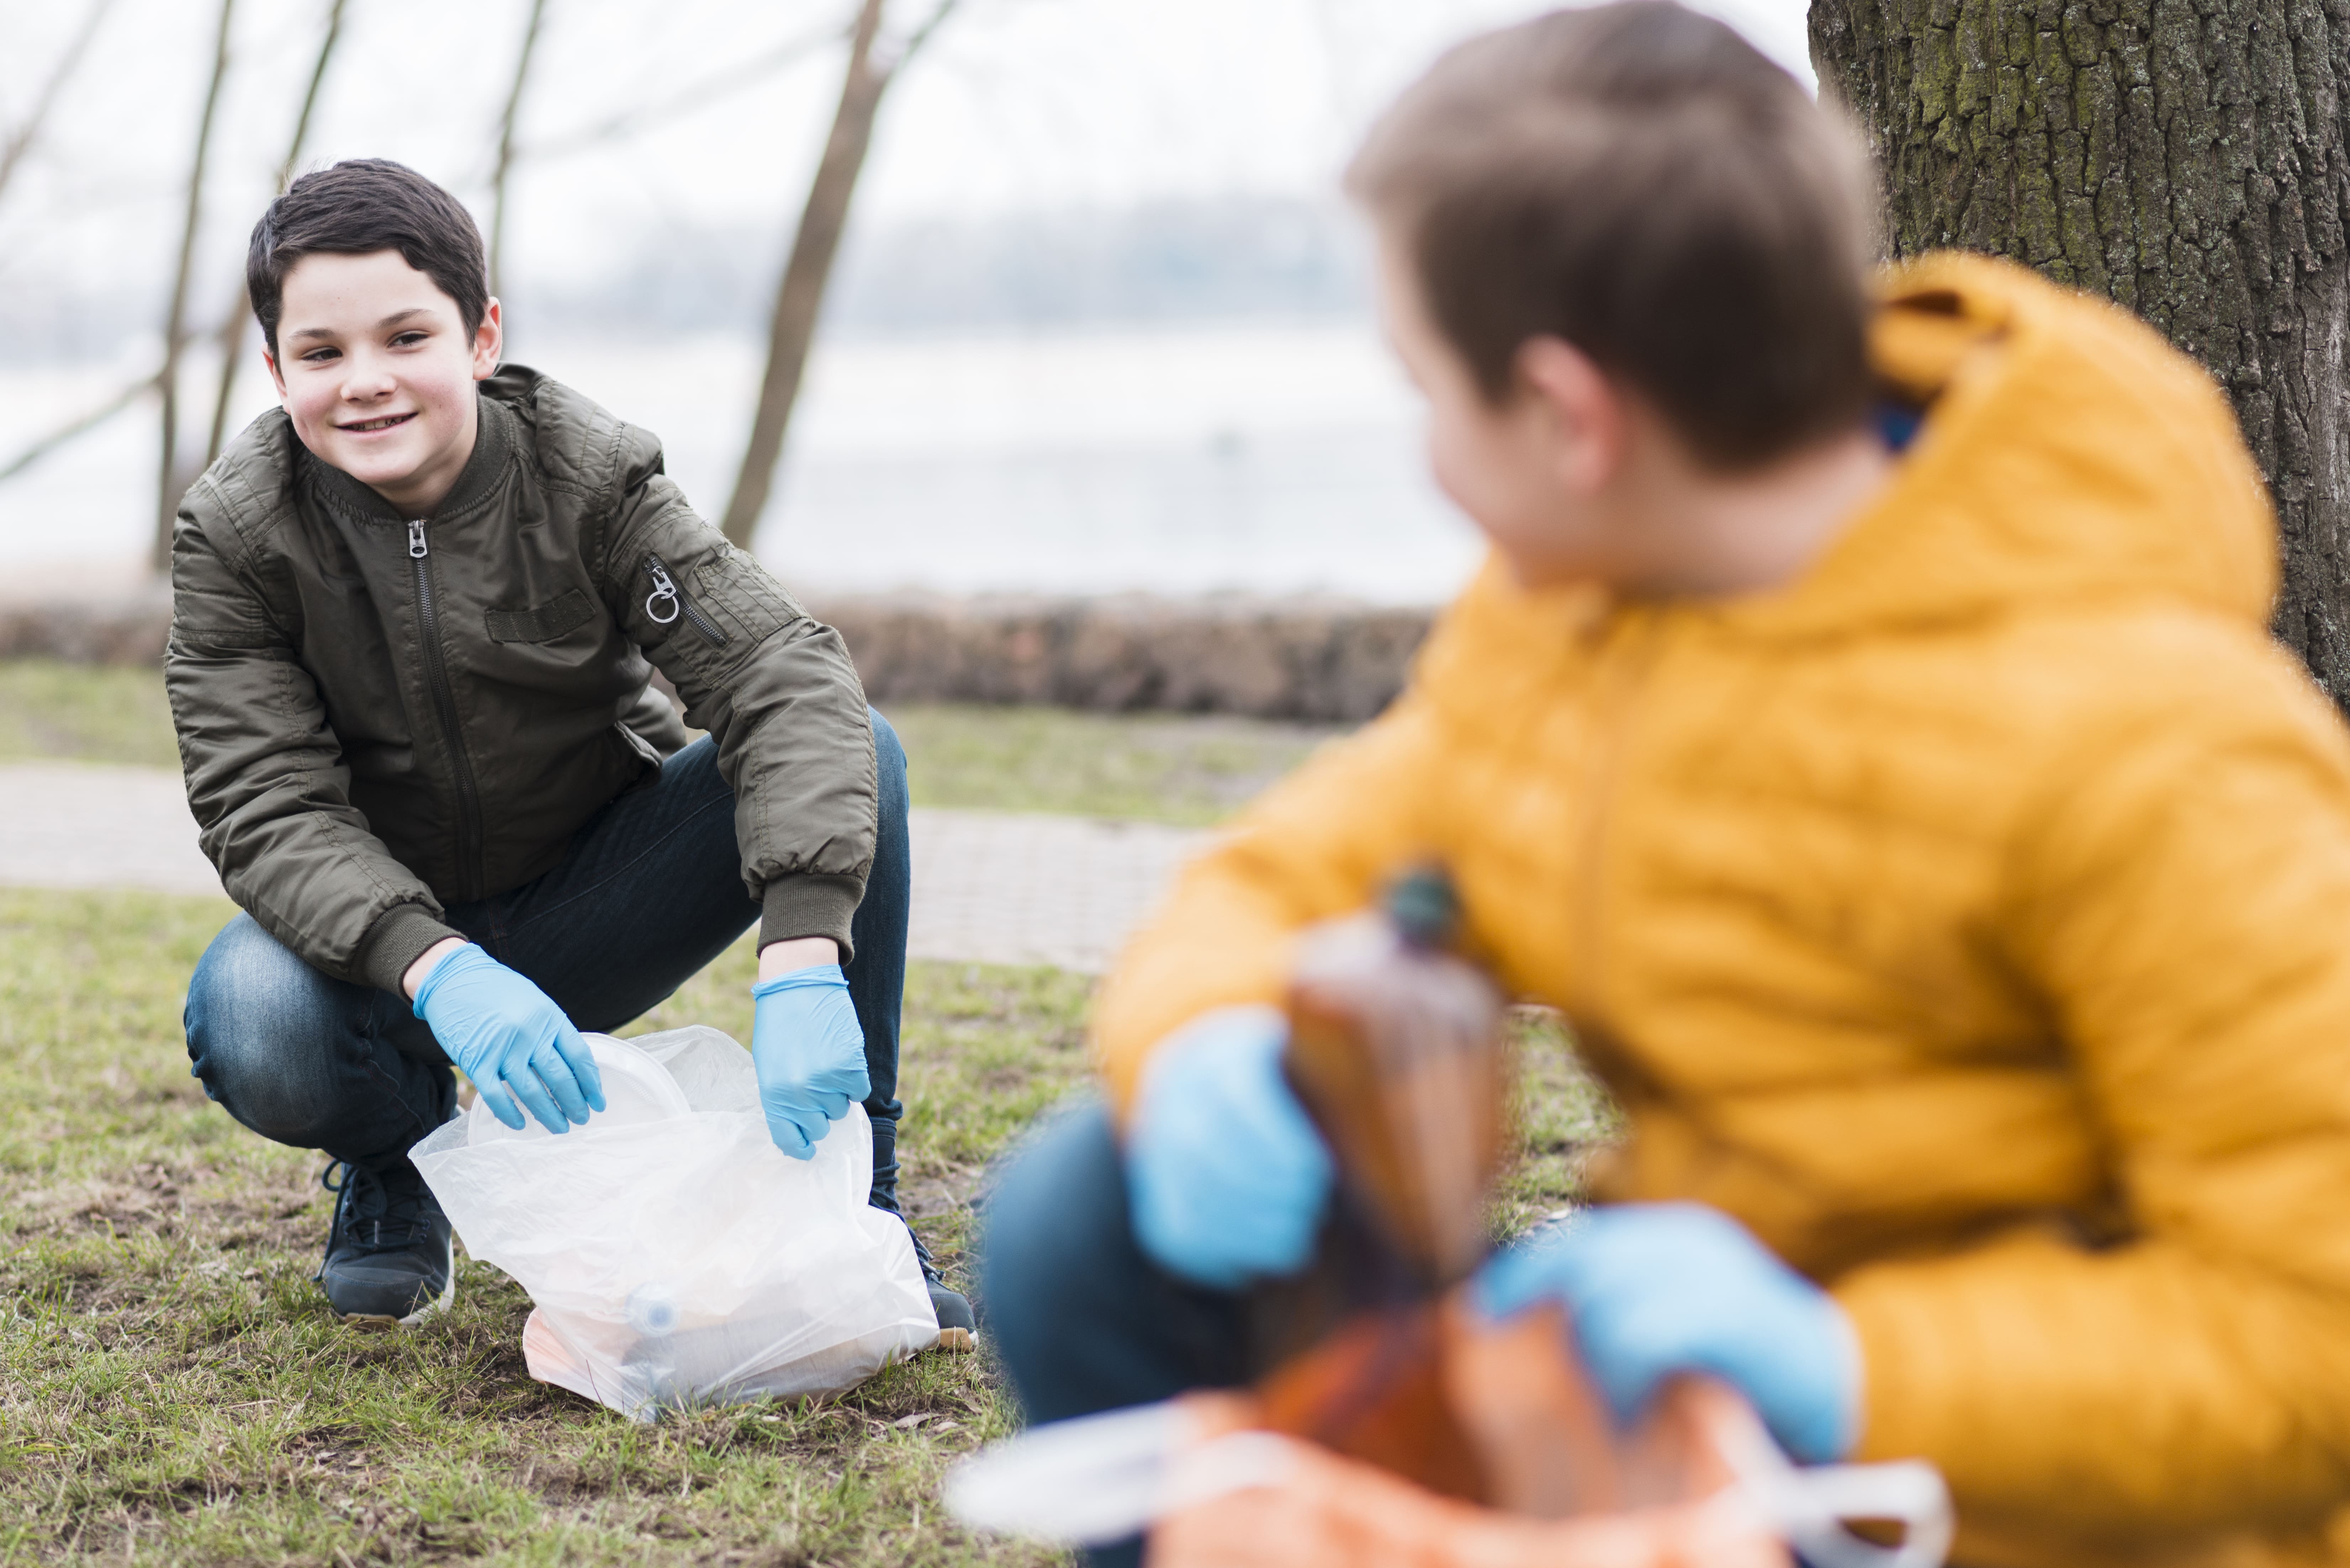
[1347,2,1877,471]
[247,159,489,358]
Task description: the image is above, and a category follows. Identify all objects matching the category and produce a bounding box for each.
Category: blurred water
[0,323,1481,605]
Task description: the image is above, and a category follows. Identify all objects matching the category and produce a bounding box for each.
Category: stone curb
[822,593,1428,722]
[0,590,1432,723]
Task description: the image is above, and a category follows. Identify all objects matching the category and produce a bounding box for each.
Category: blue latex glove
[1126,1004,1334,1290]
[1473,1202,1861,1462]
[412,943,605,1134]
[751,964,871,1159]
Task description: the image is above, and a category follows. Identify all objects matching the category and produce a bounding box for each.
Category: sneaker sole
[932,1327,975,1353]
[332,1236,456,1330]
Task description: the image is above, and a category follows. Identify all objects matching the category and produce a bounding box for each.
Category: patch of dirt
[528,1458,617,1504]
[18,1159,328,1255]
[893,1164,981,1226]
[692,1548,810,1567]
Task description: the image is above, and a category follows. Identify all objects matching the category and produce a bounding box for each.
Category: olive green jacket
[166,366,875,994]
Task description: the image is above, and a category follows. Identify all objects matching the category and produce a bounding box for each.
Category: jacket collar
[303,387,516,528]
[1705,252,2273,643]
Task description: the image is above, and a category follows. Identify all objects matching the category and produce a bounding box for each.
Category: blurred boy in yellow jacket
[981,5,2350,1564]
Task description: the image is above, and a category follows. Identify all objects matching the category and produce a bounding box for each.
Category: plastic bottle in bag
[414,1028,937,1421]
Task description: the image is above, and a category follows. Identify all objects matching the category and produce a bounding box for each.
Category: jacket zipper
[410,520,487,901]
[641,553,729,646]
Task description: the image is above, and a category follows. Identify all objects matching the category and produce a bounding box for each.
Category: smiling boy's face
[265,249,501,516]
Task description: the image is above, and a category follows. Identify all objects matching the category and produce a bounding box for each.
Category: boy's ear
[263,349,287,402]
[472,299,503,382]
[1517,335,1625,498]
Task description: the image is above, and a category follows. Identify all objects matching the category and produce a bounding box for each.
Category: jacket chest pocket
[485,588,598,644]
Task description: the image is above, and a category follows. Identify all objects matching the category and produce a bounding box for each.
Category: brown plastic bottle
[1248,867,1512,1501]
[1240,872,1754,1524]
[1281,867,1508,1287]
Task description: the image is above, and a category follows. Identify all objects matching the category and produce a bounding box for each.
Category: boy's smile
[265,249,502,517]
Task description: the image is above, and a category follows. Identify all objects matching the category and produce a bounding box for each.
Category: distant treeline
[0,195,1372,361]
[710,194,1373,335]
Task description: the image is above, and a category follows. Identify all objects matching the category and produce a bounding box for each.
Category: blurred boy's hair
[1347,2,1878,471]
[246,159,488,357]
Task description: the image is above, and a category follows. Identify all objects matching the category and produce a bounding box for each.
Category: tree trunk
[718,0,894,550]
[154,0,237,573]
[203,0,348,470]
[1811,0,2350,703]
[489,0,551,305]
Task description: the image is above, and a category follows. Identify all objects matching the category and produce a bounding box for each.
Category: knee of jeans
[184,917,353,1141]
[868,708,908,808]
[982,1100,1129,1340]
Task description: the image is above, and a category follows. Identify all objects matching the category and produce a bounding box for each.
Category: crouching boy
[171,159,971,1342]
[980,6,2350,1563]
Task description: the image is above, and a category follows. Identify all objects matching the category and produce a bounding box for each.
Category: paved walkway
[0,761,1209,974]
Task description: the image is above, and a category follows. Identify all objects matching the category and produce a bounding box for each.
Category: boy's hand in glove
[1473,1201,1862,1462]
[1125,1004,1334,1290]
[410,942,606,1134]
[750,964,871,1159]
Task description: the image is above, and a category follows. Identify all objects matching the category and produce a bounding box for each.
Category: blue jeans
[183,713,913,1207]
[981,1100,1259,1568]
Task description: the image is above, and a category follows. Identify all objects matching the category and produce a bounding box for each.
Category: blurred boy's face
[1376,233,1890,599]
[265,250,501,516]
[1376,233,1643,591]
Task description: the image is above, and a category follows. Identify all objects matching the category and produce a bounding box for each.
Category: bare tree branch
[154,0,238,574]
[202,0,350,470]
[0,374,157,486]
[719,0,964,549]
[893,0,963,68]
[515,22,835,164]
[489,0,551,302]
[0,0,120,209]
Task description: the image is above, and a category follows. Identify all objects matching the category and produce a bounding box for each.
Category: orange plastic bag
[1144,1292,1785,1568]
[947,1292,1950,1568]
[1149,1381,1787,1568]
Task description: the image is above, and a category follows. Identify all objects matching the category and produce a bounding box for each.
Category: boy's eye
[301,346,341,362]
[390,331,427,347]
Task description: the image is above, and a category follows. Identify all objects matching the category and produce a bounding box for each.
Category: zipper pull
[408,520,428,559]
[643,557,681,625]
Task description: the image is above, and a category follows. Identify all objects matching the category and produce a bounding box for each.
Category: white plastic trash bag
[411,1025,938,1421]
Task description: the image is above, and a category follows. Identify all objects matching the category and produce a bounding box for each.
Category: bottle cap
[1385,866,1460,948]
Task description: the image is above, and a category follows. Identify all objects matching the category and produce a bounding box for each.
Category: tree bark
[1812,0,2350,702]
[203,0,348,471]
[154,0,237,573]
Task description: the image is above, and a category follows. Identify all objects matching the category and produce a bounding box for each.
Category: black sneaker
[906,1225,975,1352]
[314,1159,454,1327]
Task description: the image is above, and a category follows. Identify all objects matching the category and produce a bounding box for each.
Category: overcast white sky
[0,0,1815,319]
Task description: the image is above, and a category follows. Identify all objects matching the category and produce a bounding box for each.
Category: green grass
[887,705,1336,825]
[0,661,1335,826]
[0,890,1080,1567]
[0,889,1610,1566]
[0,663,180,771]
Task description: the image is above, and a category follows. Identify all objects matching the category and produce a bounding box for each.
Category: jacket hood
[1724,252,2276,639]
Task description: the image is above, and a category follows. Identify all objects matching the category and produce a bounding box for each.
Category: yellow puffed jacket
[1093,254,2350,1566]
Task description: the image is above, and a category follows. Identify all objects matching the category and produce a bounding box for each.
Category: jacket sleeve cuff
[760,873,864,963]
[359,904,465,996]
